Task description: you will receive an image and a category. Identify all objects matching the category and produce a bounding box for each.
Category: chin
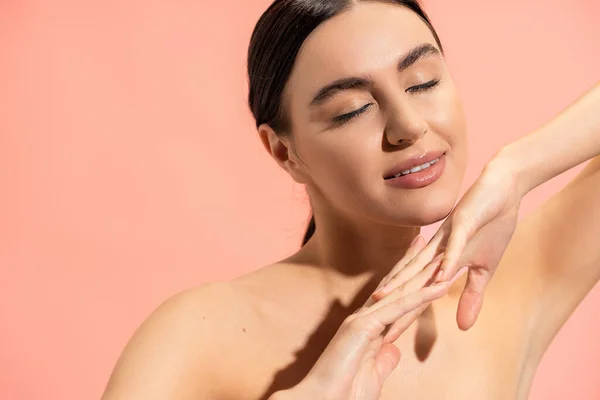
[380,185,459,227]
[406,204,453,226]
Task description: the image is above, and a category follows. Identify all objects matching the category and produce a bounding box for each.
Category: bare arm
[496,81,600,352]
[502,82,600,197]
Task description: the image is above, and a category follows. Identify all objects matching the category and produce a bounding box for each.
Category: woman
[102,1,600,399]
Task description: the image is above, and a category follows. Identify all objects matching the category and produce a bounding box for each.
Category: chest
[223,294,534,400]
[378,324,527,399]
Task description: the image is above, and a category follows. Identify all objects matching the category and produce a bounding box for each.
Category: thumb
[456,268,489,331]
[374,343,401,380]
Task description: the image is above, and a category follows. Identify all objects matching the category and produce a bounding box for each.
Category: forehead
[287,2,440,99]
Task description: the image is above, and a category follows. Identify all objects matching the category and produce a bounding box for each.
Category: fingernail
[372,287,387,298]
[434,268,444,282]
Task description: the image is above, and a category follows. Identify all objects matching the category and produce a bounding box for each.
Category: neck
[288,210,468,312]
[294,211,420,297]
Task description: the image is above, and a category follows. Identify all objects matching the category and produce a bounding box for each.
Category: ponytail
[301,215,315,246]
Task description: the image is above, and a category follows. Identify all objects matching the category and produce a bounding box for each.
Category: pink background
[1,0,599,399]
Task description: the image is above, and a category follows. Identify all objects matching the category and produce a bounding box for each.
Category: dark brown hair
[247,0,443,246]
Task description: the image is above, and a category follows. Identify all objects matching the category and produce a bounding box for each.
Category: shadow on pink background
[0,0,598,398]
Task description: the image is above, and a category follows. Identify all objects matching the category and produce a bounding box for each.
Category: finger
[372,261,440,313]
[374,343,401,381]
[378,235,426,288]
[438,214,478,282]
[369,282,450,328]
[312,283,449,380]
[372,251,444,301]
[456,268,489,331]
[436,233,467,282]
[364,235,427,307]
[382,301,431,343]
[384,266,469,341]
[388,229,447,288]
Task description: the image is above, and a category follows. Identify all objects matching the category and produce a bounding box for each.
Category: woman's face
[279,1,468,227]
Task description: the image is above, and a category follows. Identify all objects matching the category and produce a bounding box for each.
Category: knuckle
[343,316,367,335]
[380,276,392,287]
[384,268,401,283]
[344,313,383,338]
[351,306,366,316]
[384,283,408,301]
[343,313,362,329]
[392,281,408,295]
[455,211,476,227]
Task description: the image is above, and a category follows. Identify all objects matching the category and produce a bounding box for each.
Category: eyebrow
[309,43,441,107]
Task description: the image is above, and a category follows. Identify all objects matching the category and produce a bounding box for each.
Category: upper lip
[383,150,446,179]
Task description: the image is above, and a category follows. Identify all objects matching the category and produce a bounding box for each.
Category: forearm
[493,81,600,196]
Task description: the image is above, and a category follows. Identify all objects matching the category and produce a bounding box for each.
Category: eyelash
[332,103,374,125]
[331,79,441,126]
[406,78,441,93]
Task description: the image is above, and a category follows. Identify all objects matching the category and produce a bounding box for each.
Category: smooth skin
[374,81,600,332]
[102,3,600,400]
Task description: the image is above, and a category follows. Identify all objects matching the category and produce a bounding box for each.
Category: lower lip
[384,153,446,189]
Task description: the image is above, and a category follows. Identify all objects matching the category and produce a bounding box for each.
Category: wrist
[489,143,535,198]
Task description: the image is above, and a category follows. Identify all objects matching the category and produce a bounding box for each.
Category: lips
[383,150,446,180]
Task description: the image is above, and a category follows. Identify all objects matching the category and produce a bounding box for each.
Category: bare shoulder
[101,281,257,400]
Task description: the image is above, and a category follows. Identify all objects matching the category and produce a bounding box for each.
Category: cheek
[428,91,466,140]
[426,88,468,161]
[298,132,379,191]
[417,88,469,196]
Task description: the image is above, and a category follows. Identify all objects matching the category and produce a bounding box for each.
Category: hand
[279,240,450,400]
[373,159,523,331]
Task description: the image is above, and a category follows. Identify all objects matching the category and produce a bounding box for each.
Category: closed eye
[332,103,374,126]
[329,79,439,126]
[406,78,440,93]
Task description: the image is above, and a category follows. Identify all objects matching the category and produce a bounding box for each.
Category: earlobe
[257,123,309,184]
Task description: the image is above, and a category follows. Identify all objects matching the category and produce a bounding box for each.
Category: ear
[258,123,310,184]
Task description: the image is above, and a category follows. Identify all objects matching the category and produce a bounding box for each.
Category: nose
[384,97,428,146]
